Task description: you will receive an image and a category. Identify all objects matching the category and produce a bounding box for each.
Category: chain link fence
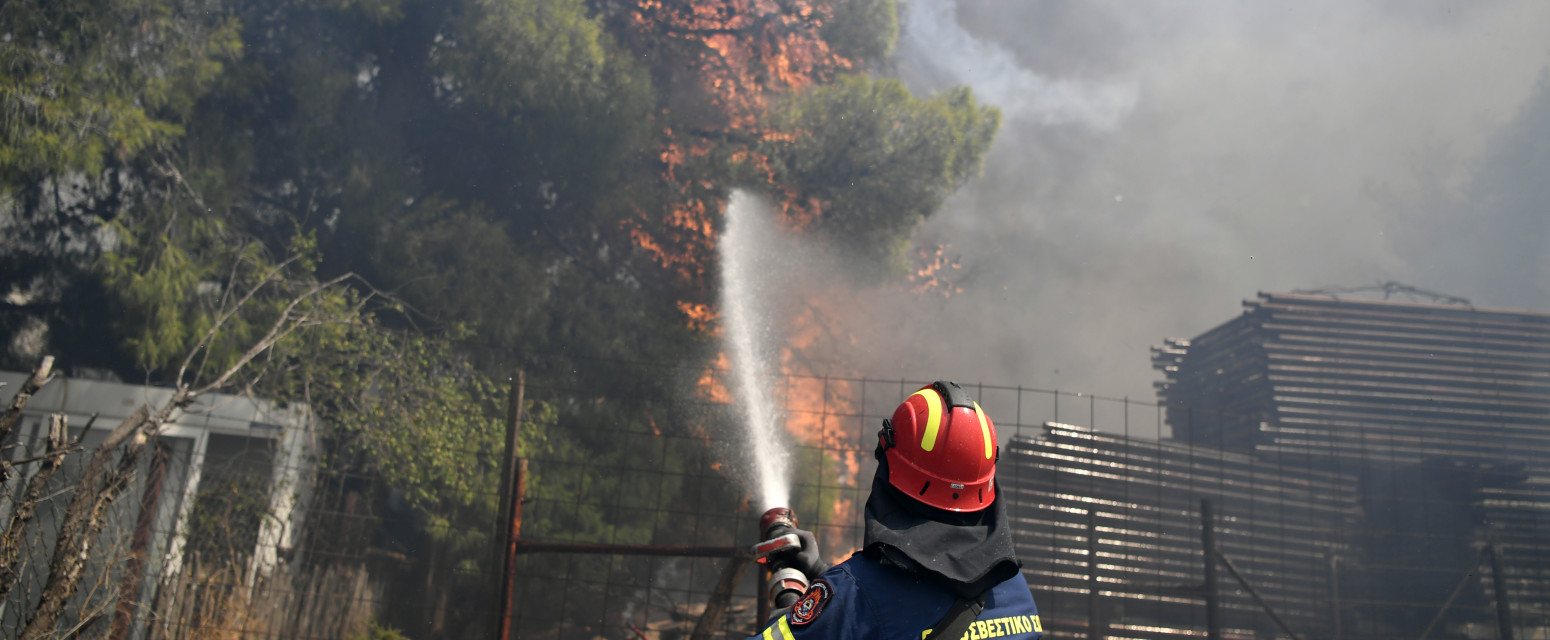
[2,370,1548,639]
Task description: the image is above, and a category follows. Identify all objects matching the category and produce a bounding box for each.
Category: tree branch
[191,272,357,398]
[0,356,55,445]
[0,413,74,606]
[174,253,304,388]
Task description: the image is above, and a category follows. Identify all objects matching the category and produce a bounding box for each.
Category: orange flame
[696,352,734,405]
[909,243,965,299]
[624,0,876,540]
[677,301,721,334]
[624,0,857,294]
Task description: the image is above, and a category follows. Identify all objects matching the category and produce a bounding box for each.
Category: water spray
[721,191,805,619]
[720,190,791,509]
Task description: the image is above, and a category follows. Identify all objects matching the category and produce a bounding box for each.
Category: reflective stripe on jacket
[751,553,1043,640]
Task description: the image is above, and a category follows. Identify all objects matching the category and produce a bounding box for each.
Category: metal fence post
[496,372,525,640]
[1087,508,1102,640]
[1490,541,1515,640]
[1202,499,1220,640]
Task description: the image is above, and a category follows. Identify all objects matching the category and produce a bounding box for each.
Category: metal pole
[1328,554,1342,640]
[1490,542,1515,640]
[496,371,526,640]
[1201,499,1220,640]
[1087,509,1102,640]
[108,441,171,640]
[498,459,527,640]
[495,371,525,564]
[1418,548,1488,640]
[1215,549,1301,640]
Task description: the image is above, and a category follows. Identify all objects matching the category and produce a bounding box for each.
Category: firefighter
[754,381,1043,640]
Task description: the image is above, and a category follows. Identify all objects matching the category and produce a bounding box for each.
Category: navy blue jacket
[751,553,1043,640]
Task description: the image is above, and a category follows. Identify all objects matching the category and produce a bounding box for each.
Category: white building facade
[0,371,315,639]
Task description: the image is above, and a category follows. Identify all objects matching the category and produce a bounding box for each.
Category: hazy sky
[811,0,1550,411]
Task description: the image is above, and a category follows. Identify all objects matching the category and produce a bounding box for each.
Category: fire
[774,288,867,552]
[623,0,857,289]
[621,0,890,543]
[629,0,851,128]
[676,301,720,334]
[696,352,734,405]
[909,243,964,299]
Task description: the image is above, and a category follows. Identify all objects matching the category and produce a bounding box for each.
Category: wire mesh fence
[2,367,1549,640]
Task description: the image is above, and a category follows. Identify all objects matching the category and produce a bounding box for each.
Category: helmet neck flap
[862,459,1021,599]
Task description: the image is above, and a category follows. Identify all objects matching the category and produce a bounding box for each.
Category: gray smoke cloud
[814,0,1550,417]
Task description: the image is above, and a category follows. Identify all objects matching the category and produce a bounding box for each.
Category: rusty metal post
[1202,499,1220,640]
[496,371,525,640]
[497,459,527,640]
[495,372,525,564]
[108,441,171,640]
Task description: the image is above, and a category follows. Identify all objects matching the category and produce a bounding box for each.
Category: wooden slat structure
[1002,423,1359,640]
[1146,291,1550,639]
[1153,292,1550,460]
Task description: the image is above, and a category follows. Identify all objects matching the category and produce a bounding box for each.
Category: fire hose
[752,507,809,610]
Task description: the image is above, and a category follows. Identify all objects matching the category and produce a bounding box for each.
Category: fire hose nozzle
[759,507,797,536]
[752,533,801,561]
[754,507,807,610]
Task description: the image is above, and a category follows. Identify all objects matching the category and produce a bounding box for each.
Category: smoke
[895,0,1136,129]
[821,0,1550,418]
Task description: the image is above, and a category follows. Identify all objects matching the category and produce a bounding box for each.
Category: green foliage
[822,0,899,64]
[371,199,548,348]
[438,0,620,118]
[96,214,343,378]
[318,0,409,24]
[1,0,1002,633]
[426,0,656,221]
[351,619,412,640]
[760,76,1001,274]
[187,473,271,568]
[0,0,240,182]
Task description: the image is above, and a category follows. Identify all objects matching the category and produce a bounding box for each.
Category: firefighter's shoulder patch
[788,579,832,626]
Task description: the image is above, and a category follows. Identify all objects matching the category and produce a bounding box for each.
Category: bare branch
[154,154,209,213]
[5,444,85,468]
[96,405,151,459]
[19,435,144,640]
[191,272,358,397]
[192,238,256,382]
[14,257,375,634]
[0,414,75,605]
[174,253,305,387]
[0,356,56,443]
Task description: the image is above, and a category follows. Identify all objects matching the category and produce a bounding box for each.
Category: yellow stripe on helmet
[974,402,993,459]
[912,388,944,451]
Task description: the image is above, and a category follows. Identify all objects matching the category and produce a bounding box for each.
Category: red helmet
[877,381,998,512]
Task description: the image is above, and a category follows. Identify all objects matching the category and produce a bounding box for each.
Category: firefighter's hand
[786,528,829,580]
